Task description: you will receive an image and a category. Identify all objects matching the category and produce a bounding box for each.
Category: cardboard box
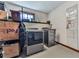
[0,10,7,20]
[2,43,20,58]
[0,21,19,41]
[5,22,19,40]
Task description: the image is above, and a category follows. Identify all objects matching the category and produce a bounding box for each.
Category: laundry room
[0,0,79,58]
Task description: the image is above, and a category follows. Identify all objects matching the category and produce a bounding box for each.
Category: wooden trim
[55,41,79,52]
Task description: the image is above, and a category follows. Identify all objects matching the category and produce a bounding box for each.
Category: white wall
[4,2,50,29]
[48,1,78,49]
[23,8,48,22]
[4,2,48,22]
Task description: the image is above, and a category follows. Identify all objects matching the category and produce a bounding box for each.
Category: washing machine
[26,30,44,55]
[43,29,56,47]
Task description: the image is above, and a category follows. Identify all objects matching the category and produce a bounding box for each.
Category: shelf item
[0,21,19,41]
[2,43,20,58]
[11,10,20,22]
[0,10,7,20]
[0,2,4,11]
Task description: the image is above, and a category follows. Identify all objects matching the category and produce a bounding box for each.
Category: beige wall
[48,1,78,49]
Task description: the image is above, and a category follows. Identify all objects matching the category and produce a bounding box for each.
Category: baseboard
[55,41,79,52]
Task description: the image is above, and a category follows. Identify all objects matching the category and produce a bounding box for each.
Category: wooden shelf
[0,19,50,24]
[0,19,19,23]
[23,21,50,24]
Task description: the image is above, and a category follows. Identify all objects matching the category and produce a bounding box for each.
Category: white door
[66,4,78,49]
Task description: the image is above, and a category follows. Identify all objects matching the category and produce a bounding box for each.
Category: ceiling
[9,1,65,13]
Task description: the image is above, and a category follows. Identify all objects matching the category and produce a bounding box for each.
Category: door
[66,4,78,49]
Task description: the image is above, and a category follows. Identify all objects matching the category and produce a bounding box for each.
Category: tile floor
[27,44,79,58]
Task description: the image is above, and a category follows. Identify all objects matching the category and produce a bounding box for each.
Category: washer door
[28,32,43,46]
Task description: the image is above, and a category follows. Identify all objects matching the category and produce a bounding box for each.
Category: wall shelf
[0,19,50,24]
